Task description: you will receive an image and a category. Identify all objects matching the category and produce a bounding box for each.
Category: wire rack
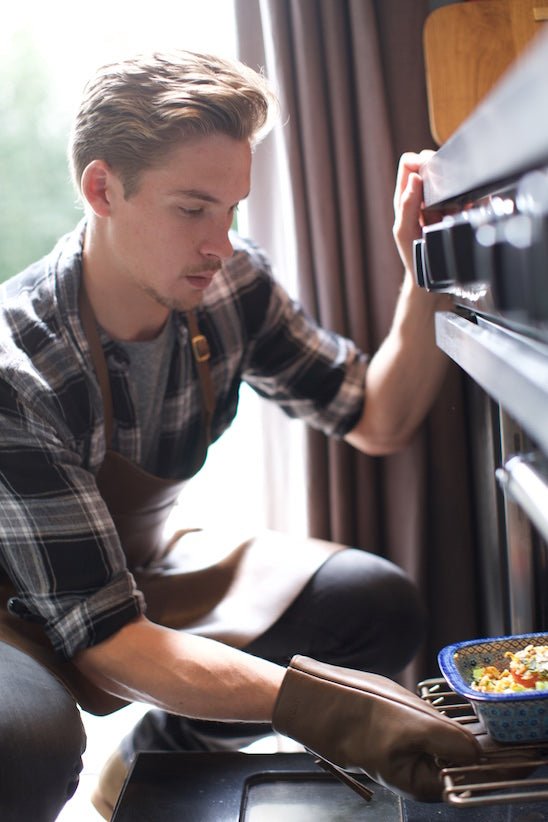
[417,677,548,807]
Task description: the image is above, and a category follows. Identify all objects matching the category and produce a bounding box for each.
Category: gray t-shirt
[117,318,175,470]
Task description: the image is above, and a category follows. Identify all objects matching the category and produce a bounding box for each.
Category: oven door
[435,311,548,636]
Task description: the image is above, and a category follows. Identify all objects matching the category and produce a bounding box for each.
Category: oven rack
[417,677,548,807]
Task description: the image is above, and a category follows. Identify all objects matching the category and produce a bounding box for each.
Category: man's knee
[314,548,424,627]
[247,547,426,676]
[301,548,426,675]
[0,643,86,821]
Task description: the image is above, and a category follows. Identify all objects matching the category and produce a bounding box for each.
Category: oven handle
[496,454,548,544]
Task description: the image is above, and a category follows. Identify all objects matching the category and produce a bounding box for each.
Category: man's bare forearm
[345,271,451,455]
[74,615,285,721]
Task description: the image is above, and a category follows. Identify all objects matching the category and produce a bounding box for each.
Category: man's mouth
[183,263,221,290]
[186,273,215,290]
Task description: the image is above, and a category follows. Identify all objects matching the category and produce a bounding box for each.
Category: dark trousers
[0,642,86,822]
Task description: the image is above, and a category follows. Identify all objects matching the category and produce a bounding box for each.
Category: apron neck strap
[78,282,114,447]
[186,310,214,448]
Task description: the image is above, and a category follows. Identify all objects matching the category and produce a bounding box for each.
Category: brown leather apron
[0,289,341,715]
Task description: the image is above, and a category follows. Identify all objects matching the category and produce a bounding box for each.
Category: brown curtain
[235,0,480,685]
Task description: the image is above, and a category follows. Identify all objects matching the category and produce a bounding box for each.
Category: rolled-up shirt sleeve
[229,242,368,436]
[247,292,367,437]
[0,372,144,661]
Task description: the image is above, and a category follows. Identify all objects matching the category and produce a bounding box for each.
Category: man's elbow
[344,418,417,456]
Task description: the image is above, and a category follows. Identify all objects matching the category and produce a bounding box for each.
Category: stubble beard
[141,282,203,313]
[139,262,221,313]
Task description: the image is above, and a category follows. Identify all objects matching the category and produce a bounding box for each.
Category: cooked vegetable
[469,644,548,694]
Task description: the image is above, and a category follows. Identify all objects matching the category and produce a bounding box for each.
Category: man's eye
[179,207,203,217]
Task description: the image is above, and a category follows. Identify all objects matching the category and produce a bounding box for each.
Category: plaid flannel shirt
[0,222,367,659]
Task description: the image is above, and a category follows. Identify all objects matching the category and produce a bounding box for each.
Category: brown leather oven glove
[272,655,481,802]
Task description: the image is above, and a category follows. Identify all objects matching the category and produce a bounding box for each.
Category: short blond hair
[69,49,278,196]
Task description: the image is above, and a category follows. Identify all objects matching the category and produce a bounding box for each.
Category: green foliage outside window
[0,30,81,282]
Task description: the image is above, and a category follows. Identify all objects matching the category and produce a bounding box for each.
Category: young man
[0,51,478,820]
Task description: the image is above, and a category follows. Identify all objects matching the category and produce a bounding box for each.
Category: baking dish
[438,632,548,743]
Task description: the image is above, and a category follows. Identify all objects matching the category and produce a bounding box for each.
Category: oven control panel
[414,167,548,328]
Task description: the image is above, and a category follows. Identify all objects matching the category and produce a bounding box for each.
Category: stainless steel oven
[412,27,548,809]
[416,26,548,642]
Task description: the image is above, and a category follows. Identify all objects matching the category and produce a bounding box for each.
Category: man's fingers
[394,150,436,213]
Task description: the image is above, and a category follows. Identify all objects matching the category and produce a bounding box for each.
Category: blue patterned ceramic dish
[438,632,548,743]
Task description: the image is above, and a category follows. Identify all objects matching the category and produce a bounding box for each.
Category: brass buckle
[191,333,210,363]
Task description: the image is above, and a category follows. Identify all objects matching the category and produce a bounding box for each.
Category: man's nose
[199,223,234,262]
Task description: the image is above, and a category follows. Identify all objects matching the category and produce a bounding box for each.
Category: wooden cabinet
[424,0,548,144]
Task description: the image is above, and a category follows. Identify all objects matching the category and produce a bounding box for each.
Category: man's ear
[80,160,117,217]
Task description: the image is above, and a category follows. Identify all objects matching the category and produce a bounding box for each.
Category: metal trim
[435,311,548,454]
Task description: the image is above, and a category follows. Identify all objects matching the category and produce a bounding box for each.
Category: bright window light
[1,1,271,535]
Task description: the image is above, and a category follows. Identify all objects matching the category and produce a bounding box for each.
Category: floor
[55,703,293,820]
[56,702,149,821]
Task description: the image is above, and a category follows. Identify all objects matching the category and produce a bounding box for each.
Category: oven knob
[476,215,534,315]
[423,223,453,289]
[500,215,531,314]
[525,213,548,322]
[445,218,479,284]
[514,170,548,321]
[413,239,427,288]
[476,214,548,320]
[474,223,498,291]
[516,169,548,218]
[497,213,548,322]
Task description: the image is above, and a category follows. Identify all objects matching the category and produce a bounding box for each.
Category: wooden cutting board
[423,0,548,145]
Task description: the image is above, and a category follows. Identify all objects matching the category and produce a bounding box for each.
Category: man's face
[104,133,252,315]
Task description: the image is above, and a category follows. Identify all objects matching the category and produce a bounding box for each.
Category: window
[1,1,238,278]
[1,1,278,535]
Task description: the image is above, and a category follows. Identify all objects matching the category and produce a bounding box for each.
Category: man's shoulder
[226,232,273,278]
[0,225,85,393]
[0,224,82,332]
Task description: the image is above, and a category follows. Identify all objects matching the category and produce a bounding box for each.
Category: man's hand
[273,655,480,802]
[392,150,435,275]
